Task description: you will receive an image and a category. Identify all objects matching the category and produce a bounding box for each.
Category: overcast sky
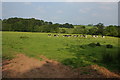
[2,2,118,25]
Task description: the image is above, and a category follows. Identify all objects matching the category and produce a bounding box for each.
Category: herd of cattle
[48,34,105,38]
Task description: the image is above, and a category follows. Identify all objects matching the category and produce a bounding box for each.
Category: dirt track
[2,54,120,78]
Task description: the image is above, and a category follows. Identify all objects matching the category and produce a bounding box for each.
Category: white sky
[1,0,120,2]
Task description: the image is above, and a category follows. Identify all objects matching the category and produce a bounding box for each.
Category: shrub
[96,42,101,46]
[20,36,29,39]
[88,43,96,47]
[88,42,101,47]
[80,45,85,49]
[106,44,113,48]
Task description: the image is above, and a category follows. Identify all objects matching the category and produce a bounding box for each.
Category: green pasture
[2,31,120,70]
[74,25,94,29]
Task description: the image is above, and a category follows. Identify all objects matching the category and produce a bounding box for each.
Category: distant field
[74,25,94,29]
[2,31,120,70]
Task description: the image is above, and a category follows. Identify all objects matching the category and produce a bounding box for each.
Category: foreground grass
[2,31,120,71]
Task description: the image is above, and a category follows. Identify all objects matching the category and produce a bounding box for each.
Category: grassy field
[74,25,94,29]
[2,31,120,70]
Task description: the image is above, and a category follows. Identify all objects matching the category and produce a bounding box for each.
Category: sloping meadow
[2,32,120,71]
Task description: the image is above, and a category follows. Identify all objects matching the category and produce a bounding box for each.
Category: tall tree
[95,23,105,35]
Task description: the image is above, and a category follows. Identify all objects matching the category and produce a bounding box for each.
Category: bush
[106,44,113,48]
[88,43,96,47]
[96,42,101,46]
[80,45,85,49]
[88,42,101,47]
[20,36,29,39]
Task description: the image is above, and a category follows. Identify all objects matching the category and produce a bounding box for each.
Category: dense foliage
[2,17,73,33]
[1,17,120,37]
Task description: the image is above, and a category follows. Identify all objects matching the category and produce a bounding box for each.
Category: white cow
[92,35,96,38]
[102,36,105,38]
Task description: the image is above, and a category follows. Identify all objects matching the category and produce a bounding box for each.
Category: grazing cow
[73,35,78,37]
[95,35,98,38]
[82,35,87,38]
[80,35,84,37]
[62,35,65,37]
[85,35,87,38]
[48,34,51,37]
[67,35,71,37]
[92,35,96,38]
[92,35,95,37]
[92,35,98,38]
[63,35,67,37]
[54,34,59,37]
[102,35,105,38]
[68,35,72,37]
[63,35,71,37]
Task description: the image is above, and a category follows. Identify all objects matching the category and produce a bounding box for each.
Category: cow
[85,35,87,38]
[48,34,51,37]
[95,35,98,38]
[92,35,98,38]
[80,35,84,37]
[67,35,71,37]
[73,35,78,37]
[102,35,105,38]
[92,35,95,38]
[63,35,67,37]
[63,35,71,37]
[54,34,59,37]
[82,35,87,38]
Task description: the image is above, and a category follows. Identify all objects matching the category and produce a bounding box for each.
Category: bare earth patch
[2,54,120,78]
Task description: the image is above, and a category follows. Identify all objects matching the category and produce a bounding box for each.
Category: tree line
[1,17,120,37]
[2,17,73,33]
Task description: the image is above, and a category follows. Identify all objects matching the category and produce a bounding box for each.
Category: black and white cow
[54,34,59,37]
[48,34,51,37]
[73,35,78,37]
[80,35,84,37]
[82,35,87,38]
[102,35,105,38]
[63,35,71,37]
[92,35,98,38]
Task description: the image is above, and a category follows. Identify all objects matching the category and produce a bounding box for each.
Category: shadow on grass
[61,44,100,68]
[60,43,120,71]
